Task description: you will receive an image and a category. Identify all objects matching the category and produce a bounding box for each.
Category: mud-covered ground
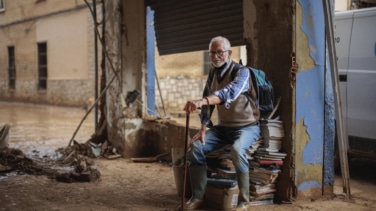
[0,102,375,211]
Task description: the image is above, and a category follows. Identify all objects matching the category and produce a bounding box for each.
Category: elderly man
[182,36,260,210]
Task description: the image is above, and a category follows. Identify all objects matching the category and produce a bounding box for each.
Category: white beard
[212,61,226,68]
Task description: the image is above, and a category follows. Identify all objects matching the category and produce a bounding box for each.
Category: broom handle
[181,112,190,209]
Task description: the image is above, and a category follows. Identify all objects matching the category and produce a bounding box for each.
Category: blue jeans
[188,124,260,173]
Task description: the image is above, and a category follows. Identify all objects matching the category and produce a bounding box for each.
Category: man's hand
[183,99,203,114]
[189,125,207,145]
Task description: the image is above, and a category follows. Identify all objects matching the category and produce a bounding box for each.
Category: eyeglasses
[208,50,230,57]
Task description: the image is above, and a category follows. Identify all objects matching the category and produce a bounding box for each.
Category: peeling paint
[296,118,323,191]
[125,118,143,132]
[296,68,325,166]
[298,180,321,191]
[294,0,326,196]
[125,121,138,130]
[296,2,315,71]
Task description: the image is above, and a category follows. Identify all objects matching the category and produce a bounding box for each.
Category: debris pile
[0,148,50,175]
[0,141,101,183]
[54,141,101,182]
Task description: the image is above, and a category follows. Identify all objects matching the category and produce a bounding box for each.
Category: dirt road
[0,102,375,210]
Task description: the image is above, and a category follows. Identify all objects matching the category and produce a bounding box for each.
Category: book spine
[259,159,283,165]
[249,199,274,206]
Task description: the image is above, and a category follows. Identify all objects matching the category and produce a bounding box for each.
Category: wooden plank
[130,152,169,163]
[322,0,351,198]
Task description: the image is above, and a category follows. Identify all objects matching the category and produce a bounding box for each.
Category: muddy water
[0,100,202,152]
[0,101,95,158]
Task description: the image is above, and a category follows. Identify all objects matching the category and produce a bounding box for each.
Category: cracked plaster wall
[295,0,331,198]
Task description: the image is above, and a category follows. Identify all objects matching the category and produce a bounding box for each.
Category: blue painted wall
[296,0,335,192]
[146,6,156,116]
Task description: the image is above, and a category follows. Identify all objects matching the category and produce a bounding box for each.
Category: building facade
[0,0,101,108]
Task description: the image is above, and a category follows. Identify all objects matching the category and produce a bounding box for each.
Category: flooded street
[0,101,95,158]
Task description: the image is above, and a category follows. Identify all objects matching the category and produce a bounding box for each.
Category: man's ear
[228,50,233,58]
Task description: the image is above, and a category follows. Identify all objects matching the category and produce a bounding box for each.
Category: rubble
[0,140,101,183]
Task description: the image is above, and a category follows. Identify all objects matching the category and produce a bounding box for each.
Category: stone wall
[155,76,207,113]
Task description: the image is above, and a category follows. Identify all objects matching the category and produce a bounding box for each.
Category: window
[8,46,16,89]
[0,0,4,12]
[37,42,48,90]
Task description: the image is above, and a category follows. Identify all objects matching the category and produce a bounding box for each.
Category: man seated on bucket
[182,36,260,210]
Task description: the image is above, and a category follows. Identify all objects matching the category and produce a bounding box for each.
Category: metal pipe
[93,0,98,128]
[182,113,190,209]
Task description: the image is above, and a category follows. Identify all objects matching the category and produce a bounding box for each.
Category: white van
[334,7,376,159]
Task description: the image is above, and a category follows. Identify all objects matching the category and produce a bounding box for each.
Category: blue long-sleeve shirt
[201,61,250,125]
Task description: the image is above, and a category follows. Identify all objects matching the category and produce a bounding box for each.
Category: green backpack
[231,62,274,116]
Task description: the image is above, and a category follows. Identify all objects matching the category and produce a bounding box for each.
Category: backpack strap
[230,63,258,101]
[230,63,241,80]
[248,68,259,100]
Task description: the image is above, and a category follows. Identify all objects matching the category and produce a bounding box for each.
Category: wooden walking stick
[181,112,190,209]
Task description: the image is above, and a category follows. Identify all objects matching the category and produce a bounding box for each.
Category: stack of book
[254,150,287,166]
[260,117,284,152]
[249,166,280,206]
[205,146,237,180]
[218,149,235,171]
[247,137,262,160]
[247,116,287,206]
[249,167,279,186]
[203,121,288,207]
[254,117,286,166]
